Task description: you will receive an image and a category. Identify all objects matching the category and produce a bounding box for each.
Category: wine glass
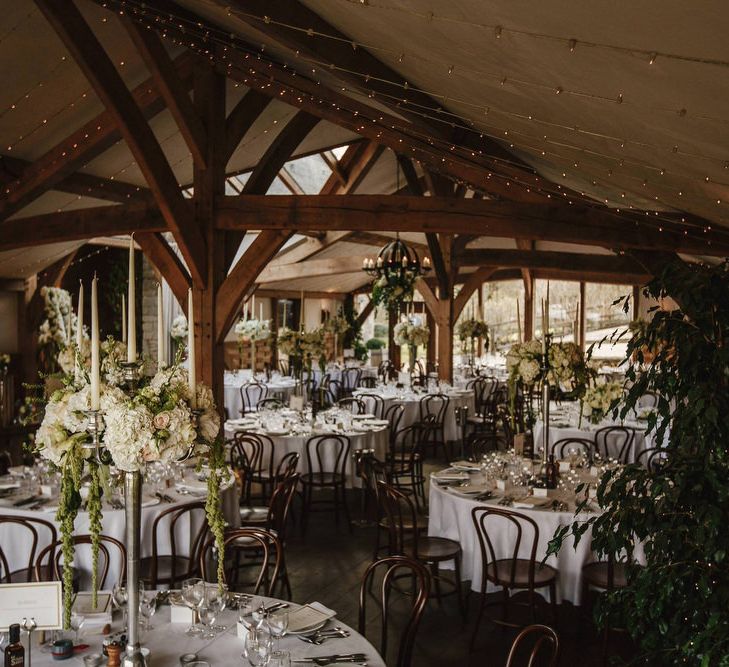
[139,592,157,632]
[268,609,289,649]
[181,578,203,635]
[237,596,254,627]
[206,583,229,633]
[244,628,273,667]
[111,583,128,629]
[69,612,85,644]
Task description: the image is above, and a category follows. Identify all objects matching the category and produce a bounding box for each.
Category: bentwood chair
[341,367,362,398]
[139,501,207,589]
[387,424,426,511]
[550,437,597,464]
[337,396,367,414]
[636,446,667,473]
[416,393,450,461]
[230,432,276,504]
[301,434,352,533]
[593,426,636,464]
[0,515,57,582]
[239,474,300,599]
[470,507,558,649]
[359,556,431,667]
[466,432,501,461]
[240,381,269,414]
[0,546,9,583]
[378,481,465,617]
[199,528,281,595]
[360,376,378,389]
[505,624,560,667]
[357,392,385,419]
[384,403,406,451]
[35,534,127,591]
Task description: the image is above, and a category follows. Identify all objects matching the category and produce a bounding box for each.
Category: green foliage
[365,338,385,350]
[548,259,729,665]
[342,298,368,362]
[57,444,83,629]
[373,324,388,339]
[205,437,227,589]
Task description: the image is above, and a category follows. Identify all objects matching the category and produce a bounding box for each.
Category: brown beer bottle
[546,454,558,490]
[4,624,24,667]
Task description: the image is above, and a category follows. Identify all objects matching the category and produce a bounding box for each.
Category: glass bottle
[4,624,24,667]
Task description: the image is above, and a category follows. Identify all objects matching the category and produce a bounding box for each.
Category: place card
[171,604,194,624]
[0,582,62,631]
[558,461,571,473]
[532,487,550,498]
[289,395,305,411]
[496,479,508,491]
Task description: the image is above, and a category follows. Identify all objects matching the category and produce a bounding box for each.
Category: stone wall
[141,255,158,365]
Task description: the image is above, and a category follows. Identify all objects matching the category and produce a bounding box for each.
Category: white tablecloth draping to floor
[0,476,239,590]
[428,480,595,604]
[224,372,299,417]
[225,420,388,488]
[30,598,386,667]
[355,387,474,442]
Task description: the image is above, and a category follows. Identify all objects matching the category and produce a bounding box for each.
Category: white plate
[286,619,328,635]
[266,429,290,436]
[352,413,376,420]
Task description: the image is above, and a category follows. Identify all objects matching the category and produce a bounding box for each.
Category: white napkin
[0,481,20,490]
[288,602,336,633]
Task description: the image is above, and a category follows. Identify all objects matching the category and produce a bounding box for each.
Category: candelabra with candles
[540,333,552,467]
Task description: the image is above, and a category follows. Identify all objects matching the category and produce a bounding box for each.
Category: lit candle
[402,255,408,267]
[127,236,136,363]
[90,275,100,411]
[251,294,256,320]
[300,291,305,329]
[516,299,522,343]
[282,301,287,328]
[541,299,547,354]
[121,295,127,344]
[157,283,165,369]
[423,256,431,269]
[259,302,263,321]
[76,282,84,350]
[187,288,196,409]
[376,256,383,268]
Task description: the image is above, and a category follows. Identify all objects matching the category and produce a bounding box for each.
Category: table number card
[0,582,62,631]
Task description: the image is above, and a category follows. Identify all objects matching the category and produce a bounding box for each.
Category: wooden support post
[192,64,227,410]
[632,284,641,321]
[523,273,535,341]
[435,298,454,383]
[579,281,586,352]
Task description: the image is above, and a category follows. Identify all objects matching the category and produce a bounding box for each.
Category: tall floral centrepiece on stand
[457,316,489,366]
[234,316,271,369]
[394,320,430,372]
[35,241,226,667]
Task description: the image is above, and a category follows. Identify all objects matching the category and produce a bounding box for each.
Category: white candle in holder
[127,236,137,363]
[76,282,84,350]
[157,283,165,369]
[121,295,127,344]
[188,289,196,409]
[90,276,100,411]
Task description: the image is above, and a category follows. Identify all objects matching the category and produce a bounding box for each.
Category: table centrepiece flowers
[395,321,430,372]
[581,380,624,425]
[35,361,225,626]
[457,318,489,362]
[37,287,79,374]
[170,314,188,351]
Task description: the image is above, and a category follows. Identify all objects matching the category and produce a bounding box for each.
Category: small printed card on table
[0,581,63,631]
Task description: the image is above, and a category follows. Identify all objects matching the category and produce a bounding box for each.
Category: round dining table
[29,595,386,666]
[354,385,475,443]
[224,371,300,417]
[428,465,604,605]
[224,411,389,488]
[0,468,240,590]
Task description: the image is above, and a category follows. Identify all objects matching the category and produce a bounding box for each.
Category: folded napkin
[449,460,481,471]
[0,481,20,490]
[288,602,336,633]
[432,468,470,482]
[512,497,552,509]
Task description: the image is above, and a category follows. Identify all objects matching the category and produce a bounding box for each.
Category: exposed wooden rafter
[34,0,206,284]
[224,90,273,164]
[134,232,191,309]
[215,195,729,256]
[454,267,497,320]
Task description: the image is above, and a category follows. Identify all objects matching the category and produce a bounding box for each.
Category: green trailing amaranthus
[57,444,84,629]
[205,437,227,589]
[87,461,103,610]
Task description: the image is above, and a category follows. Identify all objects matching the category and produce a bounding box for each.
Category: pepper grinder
[106,643,122,667]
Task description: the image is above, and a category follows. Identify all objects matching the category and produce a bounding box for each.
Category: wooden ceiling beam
[215,195,729,256]
[35,0,206,284]
[258,255,366,283]
[255,288,346,300]
[320,151,347,188]
[278,166,305,195]
[0,155,150,204]
[454,266,498,320]
[0,50,195,221]
[134,232,191,309]
[224,90,273,165]
[0,202,165,251]
[216,229,293,341]
[122,17,208,168]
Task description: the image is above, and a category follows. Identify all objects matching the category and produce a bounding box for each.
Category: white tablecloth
[428,481,595,604]
[225,422,388,487]
[224,375,299,417]
[30,598,386,667]
[355,388,475,442]
[0,479,239,589]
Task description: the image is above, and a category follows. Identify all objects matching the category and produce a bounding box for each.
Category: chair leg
[469,589,487,651]
[430,562,443,607]
[340,483,352,533]
[332,484,340,527]
[454,554,466,621]
[501,586,510,625]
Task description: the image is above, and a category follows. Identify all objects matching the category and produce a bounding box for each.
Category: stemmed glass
[139,592,157,633]
[244,627,273,667]
[111,583,128,630]
[69,612,85,644]
[181,578,204,635]
[198,584,228,638]
[268,651,291,667]
[268,609,289,650]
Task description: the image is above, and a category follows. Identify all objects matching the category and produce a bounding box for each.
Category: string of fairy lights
[107,0,727,234]
[0,0,726,247]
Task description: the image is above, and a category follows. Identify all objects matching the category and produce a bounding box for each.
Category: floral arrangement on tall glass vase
[35,245,226,667]
[457,318,489,366]
[394,320,430,372]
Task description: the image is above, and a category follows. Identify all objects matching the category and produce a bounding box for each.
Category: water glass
[69,612,85,644]
[268,650,291,667]
[268,609,289,649]
[181,578,204,635]
[139,593,157,632]
[244,628,273,667]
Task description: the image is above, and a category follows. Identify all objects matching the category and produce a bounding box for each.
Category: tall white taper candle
[188,289,196,409]
[121,295,127,344]
[76,282,84,350]
[90,276,100,411]
[157,283,165,369]
[127,236,137,362]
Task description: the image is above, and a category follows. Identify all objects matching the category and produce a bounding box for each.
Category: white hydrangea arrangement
[277,327,301,357]
[170,314,188,342]
[323,313,349,336]
[581,381,624,424]
[394,321,430,347]
[38,287,85,374]
[506,340,544,386]
[300,328,326,365]
[507,340,591,394]
[234,318,272,342]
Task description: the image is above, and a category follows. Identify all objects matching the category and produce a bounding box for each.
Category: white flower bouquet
[581,381,624,424]
[234,318,271,342]
[394,321,430,347]
[457,318,489,342]
[277,327,301,357]
[170,314,188,342]
[323,314,349,336]
[506,340,543,387]
[300,328,326,363]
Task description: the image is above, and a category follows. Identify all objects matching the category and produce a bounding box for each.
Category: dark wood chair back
[467,433,501,460]
[231,432,275,484]
[275,451,300,481]
[594,426,636,464]
[471,506,540,589]
[241,381,269,413]
[358,392,385,419]
[505,624,560,667]
[384,403,405,449]
[266,474,300,541]
[0,545,9,583]
[359,556,431,667]
[35,534,127,590]
[304,434,351,484]
[341,368,362,395]
[200,528,281,595]
[418,393,449,426]
[337,397,367,414]
[389,424,424,476]
[0,515,57,582]
[278,359,290,376]
[0,450,11,476]
[550,437,596,463]
[636,446,666,473]
[360,376,378,389]
[149,501,207,587]
[377,481,420,557]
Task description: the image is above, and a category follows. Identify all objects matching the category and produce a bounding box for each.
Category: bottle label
[8,653,25,667]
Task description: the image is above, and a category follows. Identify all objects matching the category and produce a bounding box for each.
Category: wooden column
[477,285,484,357]
[192,64,226,408]
[632,284,641,321]
[435,298,454,382]
[579,281,586,351]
